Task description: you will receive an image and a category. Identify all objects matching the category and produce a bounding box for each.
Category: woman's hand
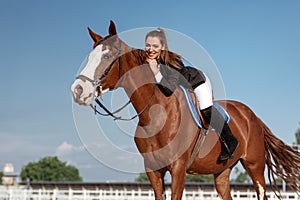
[147,58,160,75]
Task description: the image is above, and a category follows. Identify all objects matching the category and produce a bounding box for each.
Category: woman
[145,28,238,161]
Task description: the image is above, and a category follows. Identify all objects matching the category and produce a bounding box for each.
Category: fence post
[131,189,134,200]
[68,188,72,200]
[52,188,57,200]
[182,189,186,200]
[38,188,42,200]
[98,189,102,199]
[83,189,87,200]
[9,188,13,200]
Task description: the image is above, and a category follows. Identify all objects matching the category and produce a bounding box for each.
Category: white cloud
[55,141,85,156]
[54,141,89,168]
[55,142,73,156]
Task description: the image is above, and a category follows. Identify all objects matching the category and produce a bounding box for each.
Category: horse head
[71,20,125,106]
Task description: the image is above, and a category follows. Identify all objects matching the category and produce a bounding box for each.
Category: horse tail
[260,119,300,198]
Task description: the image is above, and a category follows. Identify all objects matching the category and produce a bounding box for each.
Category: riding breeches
[194,73,213,110]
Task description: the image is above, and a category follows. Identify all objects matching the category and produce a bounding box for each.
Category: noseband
[76,41,156,121]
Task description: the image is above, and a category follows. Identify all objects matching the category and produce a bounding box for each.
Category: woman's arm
[156,64,180,97]
[147,58,180,97]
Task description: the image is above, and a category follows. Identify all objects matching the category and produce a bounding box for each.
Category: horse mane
[130,48,148,65]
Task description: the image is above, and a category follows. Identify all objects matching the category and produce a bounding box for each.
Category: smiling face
[145,36,165,60]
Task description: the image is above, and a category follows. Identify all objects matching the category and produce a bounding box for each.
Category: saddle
[179,85,230,130]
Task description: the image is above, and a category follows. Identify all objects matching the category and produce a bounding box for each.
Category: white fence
[0,186,299,200]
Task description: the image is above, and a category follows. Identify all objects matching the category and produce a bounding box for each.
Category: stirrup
[219,141,234,161]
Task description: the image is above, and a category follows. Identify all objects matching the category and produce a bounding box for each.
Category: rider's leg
[200,105,239,160]
[194,75,238,161]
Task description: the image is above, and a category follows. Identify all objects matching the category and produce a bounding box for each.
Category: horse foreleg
[146,169,166,200]
[170,165,186,200]
[214,168,233,200]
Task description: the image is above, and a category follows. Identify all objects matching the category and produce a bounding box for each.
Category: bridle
[76,40,157,121]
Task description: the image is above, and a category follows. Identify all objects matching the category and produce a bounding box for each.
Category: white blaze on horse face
[81,44,109,80]
[71,44,109,105]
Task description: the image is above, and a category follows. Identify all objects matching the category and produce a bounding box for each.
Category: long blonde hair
[145,28,183,69]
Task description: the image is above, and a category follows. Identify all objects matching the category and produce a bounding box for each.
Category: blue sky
[0,1,300,182]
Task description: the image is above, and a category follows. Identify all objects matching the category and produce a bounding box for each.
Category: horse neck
[120,49,158,115]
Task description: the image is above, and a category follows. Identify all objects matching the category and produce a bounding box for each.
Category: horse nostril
[75,85,83,96]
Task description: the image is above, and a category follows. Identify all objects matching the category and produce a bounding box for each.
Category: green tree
[275,177,283,184]
[0,171,3,184]
[20,156,82,182]
[231,167,250,183]
[135,173,150,182]
[295,128,300,144]
[234,171,249,183]
[186,174,214,183]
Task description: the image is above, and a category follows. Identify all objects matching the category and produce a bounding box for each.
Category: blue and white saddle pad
[180,85,230,128]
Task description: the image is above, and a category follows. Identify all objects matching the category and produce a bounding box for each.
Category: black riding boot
[201,106,239,161]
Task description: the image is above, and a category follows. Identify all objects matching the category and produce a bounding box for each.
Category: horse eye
[103,54,110,59]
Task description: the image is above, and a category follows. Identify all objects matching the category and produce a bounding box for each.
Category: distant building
[2,163,19,185]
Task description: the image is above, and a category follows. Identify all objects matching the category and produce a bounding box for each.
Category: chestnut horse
[71,21,300,200]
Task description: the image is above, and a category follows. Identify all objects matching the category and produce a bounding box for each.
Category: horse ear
[87,27,103,43]
[108,20,117,36]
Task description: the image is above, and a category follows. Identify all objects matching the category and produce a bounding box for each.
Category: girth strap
[186,128,207,169]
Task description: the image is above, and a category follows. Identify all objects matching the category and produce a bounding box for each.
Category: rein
[91,84,156,121]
